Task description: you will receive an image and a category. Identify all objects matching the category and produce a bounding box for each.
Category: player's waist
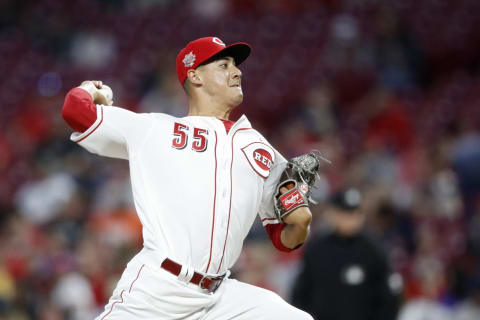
[133,247,229,293]
[134,247,227,278]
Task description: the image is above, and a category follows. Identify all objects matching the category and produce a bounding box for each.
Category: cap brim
[206,42,251,66]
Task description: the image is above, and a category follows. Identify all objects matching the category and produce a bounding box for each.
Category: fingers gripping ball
[95,85,113,105]
[274,151,330,222]
[79,81,114,105]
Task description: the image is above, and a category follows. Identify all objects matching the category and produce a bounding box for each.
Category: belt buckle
[210,276,223,293]
[199,275,223,293]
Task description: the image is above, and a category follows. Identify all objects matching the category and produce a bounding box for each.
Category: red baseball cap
[176,36,251,86]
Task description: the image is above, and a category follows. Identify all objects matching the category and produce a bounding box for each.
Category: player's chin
[231,90,244,105]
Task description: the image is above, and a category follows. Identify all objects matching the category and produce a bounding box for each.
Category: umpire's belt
[161,258,225,293]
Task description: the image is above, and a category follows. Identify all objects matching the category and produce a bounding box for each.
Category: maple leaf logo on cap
[182,51,196,68]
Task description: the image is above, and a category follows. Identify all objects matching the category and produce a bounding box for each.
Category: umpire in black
[291,188,400,320]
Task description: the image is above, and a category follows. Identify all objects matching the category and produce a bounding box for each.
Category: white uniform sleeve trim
[70,105,103,143]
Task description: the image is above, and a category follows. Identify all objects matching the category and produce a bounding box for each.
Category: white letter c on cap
[212,37,226,46]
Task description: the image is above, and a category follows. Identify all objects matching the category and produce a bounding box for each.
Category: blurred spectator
[70,32,117,70]
[14,172,77,225]
[291,188,400,320]
[0,265,16,313]
[398,299,454,320]
[138,69,188,116]
[373,6,424,91]
[50,272,97,320]
[451,126,480,215]
[454,274,480,320]
[397,221,458,320]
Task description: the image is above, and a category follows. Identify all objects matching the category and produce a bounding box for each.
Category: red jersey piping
[216,128,252,273]
[205,131,218,273]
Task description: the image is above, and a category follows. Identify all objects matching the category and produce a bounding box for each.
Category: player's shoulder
[246,127,274,150]
[148,112,177,120]
[247,128,287,167]
[146,112,185,126]
[150,113,216,125]
[102,105,157,125]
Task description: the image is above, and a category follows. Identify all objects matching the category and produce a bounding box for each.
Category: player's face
[198,56,243,107]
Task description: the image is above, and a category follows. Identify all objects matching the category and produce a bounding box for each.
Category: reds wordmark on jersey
[71,105,287,275]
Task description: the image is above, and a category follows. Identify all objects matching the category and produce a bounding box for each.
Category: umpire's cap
[176,37,251,86]
[329,188,363,212]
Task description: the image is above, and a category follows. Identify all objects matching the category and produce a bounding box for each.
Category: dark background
[1,0,480,319]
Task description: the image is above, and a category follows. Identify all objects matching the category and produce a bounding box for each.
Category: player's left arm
[259,149,323,252]
[272,151,326,249]
[279,194,312,249]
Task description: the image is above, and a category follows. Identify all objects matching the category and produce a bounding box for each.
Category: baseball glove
[274,150,330,222]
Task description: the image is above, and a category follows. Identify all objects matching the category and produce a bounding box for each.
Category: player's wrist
[283,206,312,227]
[281,222,310,249]
[77,81,97,101]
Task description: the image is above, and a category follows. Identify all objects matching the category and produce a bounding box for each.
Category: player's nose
[231,65,242,79]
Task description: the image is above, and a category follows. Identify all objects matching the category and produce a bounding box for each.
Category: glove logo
[284,193,299,205]
[280,190,304,211]
[241,142,275,179]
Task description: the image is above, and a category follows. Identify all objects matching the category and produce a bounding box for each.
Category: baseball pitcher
[62,37,322,319]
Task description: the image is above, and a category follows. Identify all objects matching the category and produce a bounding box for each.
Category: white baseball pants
[95,250,313,320]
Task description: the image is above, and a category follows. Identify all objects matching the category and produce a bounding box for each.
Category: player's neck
[187,99,233,120]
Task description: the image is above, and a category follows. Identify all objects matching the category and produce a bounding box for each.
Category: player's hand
[78,80,114,106]
[279,182,295,194]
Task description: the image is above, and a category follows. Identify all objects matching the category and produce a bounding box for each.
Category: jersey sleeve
[70,104,154,160]
[258,148,288,226]
[62,88,98,132]
[259,149,300,252]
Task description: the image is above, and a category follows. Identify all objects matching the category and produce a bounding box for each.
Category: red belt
[160,258,225,293]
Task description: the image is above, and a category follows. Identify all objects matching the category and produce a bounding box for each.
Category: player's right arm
[62,80,153,160]
[62,81,106,133]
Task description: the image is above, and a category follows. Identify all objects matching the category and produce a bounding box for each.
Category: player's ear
[187,69,202,86]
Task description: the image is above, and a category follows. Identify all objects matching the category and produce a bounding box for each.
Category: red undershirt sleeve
[265,223,296,252]
[62,88,98,133]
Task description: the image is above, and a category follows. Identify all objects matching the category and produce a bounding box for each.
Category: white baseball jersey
[71,105,287,275]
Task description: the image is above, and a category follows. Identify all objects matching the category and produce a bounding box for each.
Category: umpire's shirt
[291,189,399,320]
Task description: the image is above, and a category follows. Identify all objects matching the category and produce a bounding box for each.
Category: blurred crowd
[1,0,480,319]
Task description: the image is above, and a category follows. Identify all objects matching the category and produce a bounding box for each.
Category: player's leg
[203,278,313,320]
[95,257,213,320]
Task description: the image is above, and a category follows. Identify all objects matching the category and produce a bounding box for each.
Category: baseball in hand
[96,85,113,105]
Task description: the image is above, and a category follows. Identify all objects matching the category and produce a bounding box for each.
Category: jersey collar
[231,114,252,130]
